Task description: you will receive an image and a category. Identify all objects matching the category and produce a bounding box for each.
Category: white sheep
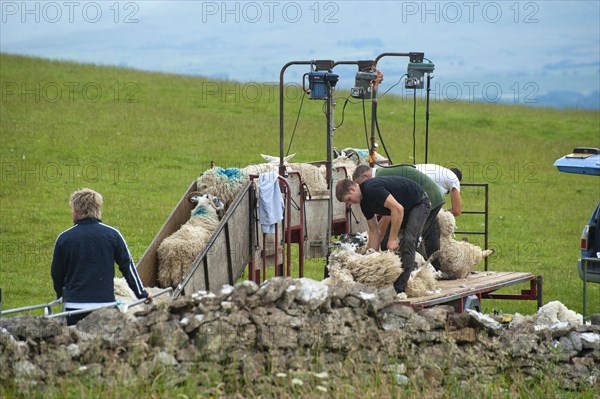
[247,154,328,194]
[325,234,439,297]
[113,277,170,311]
[196,167,249,209]
[156,194,224,288]
[437,209,495,278]
[405,253,440,298]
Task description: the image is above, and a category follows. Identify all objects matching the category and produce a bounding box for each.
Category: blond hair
[69,188,103,219]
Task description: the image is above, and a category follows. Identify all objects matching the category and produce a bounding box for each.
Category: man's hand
[387,237,399,252]
[144,295,153,304]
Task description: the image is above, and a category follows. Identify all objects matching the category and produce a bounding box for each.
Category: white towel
[258,171,284,234]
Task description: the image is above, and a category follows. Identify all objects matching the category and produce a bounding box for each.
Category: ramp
[137,180,255,298]
[135,167,366,299]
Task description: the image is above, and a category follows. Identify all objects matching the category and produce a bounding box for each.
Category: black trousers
[393,199,431,293]
[65,308,92,326]
[422,205,442,270]
[382,203,441,267]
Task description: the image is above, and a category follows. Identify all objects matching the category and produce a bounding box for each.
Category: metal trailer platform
[397,271,543,312]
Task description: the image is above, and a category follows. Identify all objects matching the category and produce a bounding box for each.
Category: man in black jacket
[51,188,152,326]
[335,176,431,293]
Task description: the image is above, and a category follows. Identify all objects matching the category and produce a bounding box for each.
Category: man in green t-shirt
[353,164,444,269]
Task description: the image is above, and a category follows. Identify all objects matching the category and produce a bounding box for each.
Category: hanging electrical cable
[369,73,408,164]
[379,73,408,98]
[286,90,307,156]
[375,115,393,164]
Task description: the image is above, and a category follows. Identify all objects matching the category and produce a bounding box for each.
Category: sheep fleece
[157,217,220,288]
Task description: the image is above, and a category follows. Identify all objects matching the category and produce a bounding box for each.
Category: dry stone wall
[1,277,599,395]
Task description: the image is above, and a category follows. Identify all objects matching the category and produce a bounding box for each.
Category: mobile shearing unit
[1,52,546,320]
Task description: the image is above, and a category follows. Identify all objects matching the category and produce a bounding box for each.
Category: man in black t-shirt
[335,176,431,293]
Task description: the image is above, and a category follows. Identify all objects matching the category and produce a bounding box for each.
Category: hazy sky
[1,1,599,108]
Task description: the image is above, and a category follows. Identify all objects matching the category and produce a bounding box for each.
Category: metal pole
[279,61,313,176]
[425,74,432,164]
[369,87,378,167]
[326,80,334,248]
[484,183,489,271]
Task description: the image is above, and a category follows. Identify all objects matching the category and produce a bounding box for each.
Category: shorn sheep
[325,233,440,297]
[156,194,224,288]
[437,209,495,278]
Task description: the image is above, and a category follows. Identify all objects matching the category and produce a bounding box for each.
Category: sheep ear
[284,153,296,163]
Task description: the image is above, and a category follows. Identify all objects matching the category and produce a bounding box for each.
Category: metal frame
[481,275,543,309]
[1,297,63,317]
[174,181,255,298]
[406,273,543,313]
[1,287,173,319]
[454,183,490,271]
[278,53,432,249]
[247,173,306,285]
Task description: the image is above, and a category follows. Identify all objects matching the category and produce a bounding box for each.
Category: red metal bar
[278,176,292,277]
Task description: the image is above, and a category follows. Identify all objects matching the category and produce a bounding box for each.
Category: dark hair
[335,179,357,202]
[352,164,371,181]
[450,167,462,181]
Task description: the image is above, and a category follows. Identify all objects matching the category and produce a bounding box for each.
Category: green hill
[1,53,598,315]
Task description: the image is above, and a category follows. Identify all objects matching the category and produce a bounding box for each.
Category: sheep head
[188,193,224,220]
[437,209,456,237]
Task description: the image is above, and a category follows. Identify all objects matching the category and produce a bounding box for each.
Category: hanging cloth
[258,171,284,234]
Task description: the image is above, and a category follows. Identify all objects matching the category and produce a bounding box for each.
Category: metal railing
[453,183,490,271]
[1,296,64,317]
[1,287,173,319]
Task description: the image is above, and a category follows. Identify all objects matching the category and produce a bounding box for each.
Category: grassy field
[1,53,599,317]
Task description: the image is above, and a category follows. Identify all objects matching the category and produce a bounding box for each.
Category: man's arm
[50,243,64,299]
[115,232,151,301]
[366,216,381,251]
[378,215,391,241]
[449,188,462,216]
[384,194,404,251]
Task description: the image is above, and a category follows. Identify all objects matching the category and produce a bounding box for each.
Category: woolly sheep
[437,209,495,278]
[156,194,223,288]
[247,154,328,193]
[325,233,439,297]
[196,167,249,209]
[113,277,170,311]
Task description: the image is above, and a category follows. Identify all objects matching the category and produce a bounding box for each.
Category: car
[554,147,600,283]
